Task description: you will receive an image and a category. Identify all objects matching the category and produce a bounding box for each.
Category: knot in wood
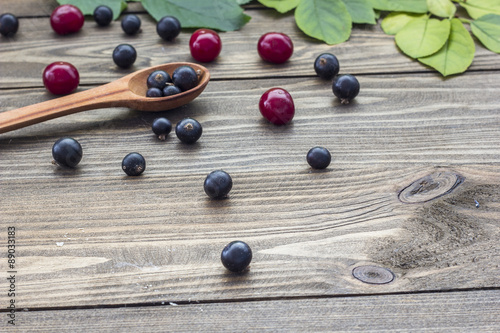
[352,265,395,285]
[398,171,464,204]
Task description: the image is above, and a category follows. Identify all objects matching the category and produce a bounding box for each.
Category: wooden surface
[1,1,499,331]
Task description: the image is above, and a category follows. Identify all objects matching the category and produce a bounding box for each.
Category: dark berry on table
[314,53,340,80]
[93,5,113,27]
[122,152,146,176]
[50,5,84,35]
[147,70,172,89]
[204,170,233,199]
[0,13,19,37]
[189,28,222,63]
[162,85,181,97]
[156,16,181,41]
[172,66,198,92]
[259,87,295,125]
[307,147,331,169]
[121,14,141,35]
[146,87,163,98]
[43,61,79,95]
[332,74,360,104]
[52,137,82,168]
[175,118,202,144]
[152,117,172,140]
[257,32,293,64]
[221,241,252,273]
[112,44,136,68]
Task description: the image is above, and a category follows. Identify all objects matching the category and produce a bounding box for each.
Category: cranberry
[189,29,222,63]
[43,62,79,95]
[257,32,293,64]
[259,87,295,125]
[50,4,84,35]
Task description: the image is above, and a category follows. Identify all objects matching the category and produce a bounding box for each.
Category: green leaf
[427,0,456,18]
[471,13,500,53]
[343,0,377,24]
[381,12,427,35]
[141,0,251,31]
[235,0,253,4]
[369,0,428,13]
[56,0,126,19]
[258,0,300,13]
[419,18,475,76]
[395,17,451,58]
[460,0,500,20]
[295,0,352,45]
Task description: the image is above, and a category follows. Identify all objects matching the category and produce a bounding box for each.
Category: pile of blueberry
[145,66,199,98]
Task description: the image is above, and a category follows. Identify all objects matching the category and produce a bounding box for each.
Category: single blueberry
[147,70,172,89]
[146,87,163,98]
[52,137,83,168]
[314,53,340,80]
[221,241,252,272]
[156,16,181,41]
[121,14,141,35]
[93,5,113,27]
[306,147,331,169]
[0,13,19,37]
[204,170,233,199]
[332,74,360,104]
[162,85,181,97]
[122,152,146,176]
[175,118,202,144]
[152,117,172,140]
[172,66,198,92]
[113,44,137,68]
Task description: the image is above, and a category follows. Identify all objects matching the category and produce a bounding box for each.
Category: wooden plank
[1,9,499,88]
[12,290,500,332]
[1,73,499,307]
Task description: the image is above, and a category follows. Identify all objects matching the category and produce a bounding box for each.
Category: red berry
[50,5,84,35]
[257,32,293,64]
[189,29,222,63]
[43,62,79,95]
[259,88,295,125]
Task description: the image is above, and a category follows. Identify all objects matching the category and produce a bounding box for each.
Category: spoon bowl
[0,62,210,134]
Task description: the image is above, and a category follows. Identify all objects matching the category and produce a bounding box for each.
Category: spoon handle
[0,82,132,134]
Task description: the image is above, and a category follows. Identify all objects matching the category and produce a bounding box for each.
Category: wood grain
[1,7,499,89]
[12,290,500,332]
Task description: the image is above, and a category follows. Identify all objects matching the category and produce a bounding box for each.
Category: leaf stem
[457,17,471,24]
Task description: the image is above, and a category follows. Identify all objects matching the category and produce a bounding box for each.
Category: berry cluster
[145,65,199,98]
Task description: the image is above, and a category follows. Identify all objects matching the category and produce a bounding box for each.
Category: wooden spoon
[0,62,210,134]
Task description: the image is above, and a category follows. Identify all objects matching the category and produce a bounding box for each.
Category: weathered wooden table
[1,1,499,331]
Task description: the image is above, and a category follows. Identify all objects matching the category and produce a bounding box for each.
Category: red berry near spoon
[50,4,84,35]
[43,62,79,95]
[189,29,222,63]
[257,32,293,64]
[259,87,295,125]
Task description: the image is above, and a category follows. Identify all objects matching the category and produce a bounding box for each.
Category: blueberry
[162,85,181,97]
[121,14,141,35]
[175,118,202,144]
[113,44,137,68]
[146,87,163,97]
[156,16,181,41]
[52,137,83,168]
[152,117,172,140]
[314,53,339,80]
[122,152,145,176]
[93,5,113,27]
[332,74,360,104]
[221,241,252,273]
[204,170,233,199]
[306,147,331,169]
[147,70,172,89]
[172,66,198,92]
[0,13,19,37]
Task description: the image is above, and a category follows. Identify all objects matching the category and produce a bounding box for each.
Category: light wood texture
[14,290,500,332]
[0,62,209,133]
[0,0,499,331]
